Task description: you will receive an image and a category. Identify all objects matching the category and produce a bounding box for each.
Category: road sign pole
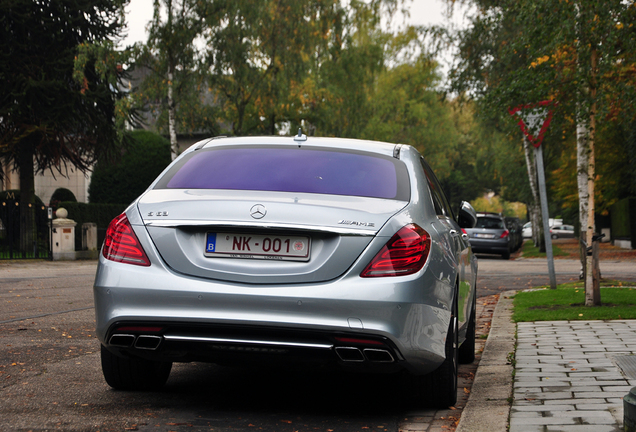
[508,100,557,289]
[535,144,557,289]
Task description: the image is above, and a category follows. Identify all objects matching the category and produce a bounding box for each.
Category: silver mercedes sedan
[94,134,478,408]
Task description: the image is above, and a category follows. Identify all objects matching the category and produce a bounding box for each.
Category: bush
[611,197,636,248]
[49,187,77,209]
[611,198,636,238]
[89,130,171,204]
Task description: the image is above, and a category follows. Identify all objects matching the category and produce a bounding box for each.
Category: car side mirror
[458,201,477,229]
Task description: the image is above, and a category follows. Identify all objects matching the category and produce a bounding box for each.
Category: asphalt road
[1,257,635,431]
[0,261,440,431]
[475,254,636,297]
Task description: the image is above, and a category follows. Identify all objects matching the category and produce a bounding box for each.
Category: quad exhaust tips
[335,347,395,363]
[107,333,395,363]
[109,334,162,350]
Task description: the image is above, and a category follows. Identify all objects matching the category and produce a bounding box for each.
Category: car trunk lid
[137,189,407,284]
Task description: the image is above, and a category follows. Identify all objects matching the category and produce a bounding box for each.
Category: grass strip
[520,240,569,258]
[513,280,636,322]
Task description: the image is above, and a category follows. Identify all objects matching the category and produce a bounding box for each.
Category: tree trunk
[18,138,36,256]
[523,136,543,250]
[575,0,589,281]
[167,68,179,160]
[585,48,600,306]
[576,118,589,280]
[269,114,276,135]
[591,238,601,305]
[234,98,246,136]
[165,0,179,160]
[584,114,596,305]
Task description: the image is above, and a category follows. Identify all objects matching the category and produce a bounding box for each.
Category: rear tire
[551,234,558,239]
[405,296,458,408]
[458,295,476,364]
[502,251,510,260]
[101,344,172,391]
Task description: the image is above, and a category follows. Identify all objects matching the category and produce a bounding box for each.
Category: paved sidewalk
[456,292,516,432]
[511,320,636,431]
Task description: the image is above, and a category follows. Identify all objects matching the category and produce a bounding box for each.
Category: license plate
[474,233,495,239]
[205,233,310,261]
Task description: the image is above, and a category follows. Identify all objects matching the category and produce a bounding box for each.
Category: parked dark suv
[464,213,513,259]
[505,217,523,252]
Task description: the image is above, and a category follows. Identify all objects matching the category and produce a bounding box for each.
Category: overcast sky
[120,0,469,47]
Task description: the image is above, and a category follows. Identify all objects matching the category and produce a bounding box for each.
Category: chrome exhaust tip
[134,335,163,350]
[109,334,136,348]
[363,348,395,363]
[335,347,365,362]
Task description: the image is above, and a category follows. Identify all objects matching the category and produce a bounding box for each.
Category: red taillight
[360,224,431,278]
[102,213,151,266]
[500,229,510,239]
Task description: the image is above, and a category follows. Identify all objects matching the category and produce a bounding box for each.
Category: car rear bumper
[468,238,510,254]
[94,256,454,376]
[101,320,406,373]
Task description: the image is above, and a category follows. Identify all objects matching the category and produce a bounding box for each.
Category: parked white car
[550,225,575,239]
[522,222,532,238]
[522,219,564,239]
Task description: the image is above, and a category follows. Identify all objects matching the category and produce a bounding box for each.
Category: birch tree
[522,137,544,250]
[574,2,600,305]
[134,0,206,159]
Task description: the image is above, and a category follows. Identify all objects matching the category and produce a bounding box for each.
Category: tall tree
[0,0,130,253]
[199,0,343,136]
[134,0,210,158]
[197,0,404,136]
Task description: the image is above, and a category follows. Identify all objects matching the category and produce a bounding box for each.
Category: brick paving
[510,320,636,432]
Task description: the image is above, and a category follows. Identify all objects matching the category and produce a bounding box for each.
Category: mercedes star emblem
[250,204,267,219]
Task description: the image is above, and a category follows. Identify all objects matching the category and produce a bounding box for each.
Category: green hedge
[611,198,635,238]
[89,130,171,204]
[58,202,128,251]
[50,188,77,206]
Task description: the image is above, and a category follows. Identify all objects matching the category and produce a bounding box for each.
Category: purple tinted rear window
[159,147,406,200]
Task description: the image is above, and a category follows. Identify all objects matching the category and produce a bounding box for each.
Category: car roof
[188,135,401,158]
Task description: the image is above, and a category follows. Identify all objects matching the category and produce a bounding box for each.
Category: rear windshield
[154,146,410,200]
[475,217,504,229]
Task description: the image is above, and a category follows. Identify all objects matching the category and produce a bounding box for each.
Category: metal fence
[0,197,51,260]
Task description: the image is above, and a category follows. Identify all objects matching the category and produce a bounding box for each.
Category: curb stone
[455,291,516,432]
